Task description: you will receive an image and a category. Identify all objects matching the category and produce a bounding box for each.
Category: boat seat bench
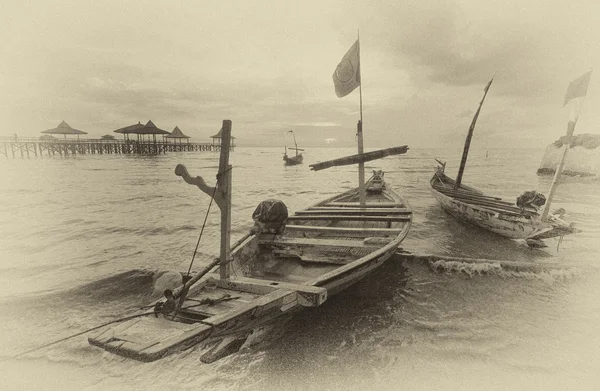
[284,225,404,235]
[287,215,411,222]
[258,236,395,248]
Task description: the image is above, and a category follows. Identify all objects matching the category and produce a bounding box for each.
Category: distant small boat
[431,78,579,247]
[283,130,303,166]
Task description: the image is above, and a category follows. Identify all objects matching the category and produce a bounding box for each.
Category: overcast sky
[1,0,598,148]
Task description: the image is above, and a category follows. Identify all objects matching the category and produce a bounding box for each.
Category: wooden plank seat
[323,202,402,208]
[284,224,404,235]
[287,214,411,222]
[258,236,394,248]
[273,249,352,266]
[296,207,411,215]
[216,276,327,307]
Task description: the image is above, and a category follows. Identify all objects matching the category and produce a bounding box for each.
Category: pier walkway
[0,138,231,158]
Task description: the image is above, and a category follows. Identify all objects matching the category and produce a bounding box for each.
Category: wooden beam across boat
[285,225,404,235]
[259,236,388,248]
[309,145,409,171]
[323,202,400,208]
[432,184,507,202]
[300,207,412,214]
[287,214,411,222]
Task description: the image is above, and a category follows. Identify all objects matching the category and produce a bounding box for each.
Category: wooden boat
[431,167,577,245]
[88,120,412,363]
[431,78,579,247]
[283,130,303,165]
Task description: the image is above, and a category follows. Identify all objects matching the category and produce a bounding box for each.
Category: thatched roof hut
[210,126,236,146]
[166,126,190,144]
[41,121,87,139]
[167,126,189,138]
[114,120,170,141]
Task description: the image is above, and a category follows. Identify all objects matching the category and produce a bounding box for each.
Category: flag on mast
[333,40,361,98]
[564,70,593,132]
[563,70,592,106]
[540,70,593,221]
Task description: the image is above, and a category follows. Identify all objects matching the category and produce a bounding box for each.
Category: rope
[2,310,156,362]
[186,180,218,278]
[4,296,240,362]
[186,165,232,277]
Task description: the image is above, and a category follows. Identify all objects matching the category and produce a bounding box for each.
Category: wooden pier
[0,138,232,158]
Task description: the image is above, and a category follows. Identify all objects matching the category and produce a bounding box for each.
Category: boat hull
[283,153,303,165]
[89,173,412,362]
[430,170,576,241]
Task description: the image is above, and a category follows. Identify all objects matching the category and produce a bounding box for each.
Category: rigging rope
[185,179,219,278]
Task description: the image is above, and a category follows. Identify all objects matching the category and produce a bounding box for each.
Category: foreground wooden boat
[283,130,303,166]
[431,78,579,247]
[88,120,412,362]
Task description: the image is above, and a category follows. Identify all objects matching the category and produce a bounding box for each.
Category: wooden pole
[541,121,576,221]
[357,120,366,206]
[357,31,366,207]
[218,120,233,279]
[454,78,494,189]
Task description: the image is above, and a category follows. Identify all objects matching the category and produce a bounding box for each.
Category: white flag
[564,70,592,106]
[332,40,361,98]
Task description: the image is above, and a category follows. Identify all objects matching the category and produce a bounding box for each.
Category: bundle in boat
[310,146,409,171]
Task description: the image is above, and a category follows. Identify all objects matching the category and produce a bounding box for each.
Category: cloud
[1,0,598,148]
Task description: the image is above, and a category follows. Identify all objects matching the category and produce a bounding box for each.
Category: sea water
[0,146,598,391]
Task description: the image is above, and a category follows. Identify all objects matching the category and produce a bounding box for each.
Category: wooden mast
[357,32,366,206]
[454,77,494,190]
[541,71,592,221]
[174,119,233,281]
[289,130,299,157]
[218,120,233,279]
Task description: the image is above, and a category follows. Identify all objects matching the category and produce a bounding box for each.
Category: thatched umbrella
[41,121,87,139]
[101,134,116,141]
[166,126,191,145]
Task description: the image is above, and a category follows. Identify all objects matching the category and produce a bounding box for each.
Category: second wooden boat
[431,78,579,247]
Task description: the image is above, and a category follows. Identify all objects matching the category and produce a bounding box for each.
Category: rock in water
[537,133,600,177]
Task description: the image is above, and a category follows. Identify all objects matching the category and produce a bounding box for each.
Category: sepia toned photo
[1,1,598,390]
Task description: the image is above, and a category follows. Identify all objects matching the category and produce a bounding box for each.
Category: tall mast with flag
[541,70,593,221]
[332,35,365,205]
